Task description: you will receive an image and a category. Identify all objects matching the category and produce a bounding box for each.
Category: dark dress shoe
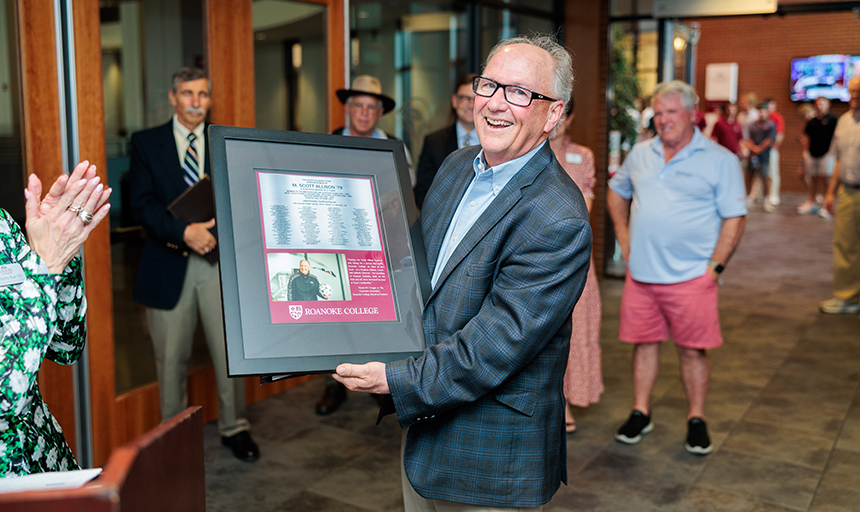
[221,431,260,462]
[316,382,347,415]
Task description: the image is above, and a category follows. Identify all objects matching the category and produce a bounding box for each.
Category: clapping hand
[25,161,112,274]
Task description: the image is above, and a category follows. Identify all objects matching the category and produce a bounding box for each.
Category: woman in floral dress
[550,104,604,433]
[1,161,111,477]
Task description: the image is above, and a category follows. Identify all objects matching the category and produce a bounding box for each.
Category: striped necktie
[183,133,200,186]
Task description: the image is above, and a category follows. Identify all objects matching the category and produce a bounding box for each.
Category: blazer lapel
[424,150,477,278]
[431,143,555,294]
[151,122,187,195]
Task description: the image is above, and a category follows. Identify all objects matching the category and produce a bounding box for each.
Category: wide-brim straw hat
[336,75,396,114]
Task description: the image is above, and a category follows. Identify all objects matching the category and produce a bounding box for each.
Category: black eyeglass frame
[472,76,558,107]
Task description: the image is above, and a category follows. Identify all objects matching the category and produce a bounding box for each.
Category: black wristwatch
[708,260,725,274]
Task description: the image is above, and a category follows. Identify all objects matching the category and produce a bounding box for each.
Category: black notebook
[166,176,218,264]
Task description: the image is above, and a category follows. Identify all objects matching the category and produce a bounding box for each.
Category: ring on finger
[68,204,84,213]
[78,210,94,224]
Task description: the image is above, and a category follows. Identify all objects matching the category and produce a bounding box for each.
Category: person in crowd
[333,35,592,510]
[413,73,479,209]
[332,75,396,139]
[1,161,111,477]
[628,97,643,136]
[711,102,743,155]
[819,76,860,315]
[737,92,760,140]
[766,98,785,206]
[287,259,330,301]
[549,97,603,434]
[736,93,762,200]
[745,103,776,212]
[608,80,746,456]
[331,74,414,183]
[129,67,259,462]
[798,96,838,216]
[639,97,656,140]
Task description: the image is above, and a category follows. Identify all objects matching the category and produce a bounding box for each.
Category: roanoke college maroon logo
[289,305,303,320]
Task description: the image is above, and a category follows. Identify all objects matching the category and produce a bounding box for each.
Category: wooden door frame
[17,0,109,461]
[20,0,346,466]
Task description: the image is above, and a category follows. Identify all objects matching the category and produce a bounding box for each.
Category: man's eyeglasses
[348,101,382,112]
[472,76,557,107]
[455,94,475,104]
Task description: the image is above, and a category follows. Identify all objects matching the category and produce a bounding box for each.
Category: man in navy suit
[413,73,479,209]
[334,36,592,510]
[129,67,258,462]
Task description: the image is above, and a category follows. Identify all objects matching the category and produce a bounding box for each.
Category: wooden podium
[0,406,205,511]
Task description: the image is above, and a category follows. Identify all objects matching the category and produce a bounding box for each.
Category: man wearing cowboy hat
[332,75,414,181]
[332,75,396,138]
[315,75,411,415]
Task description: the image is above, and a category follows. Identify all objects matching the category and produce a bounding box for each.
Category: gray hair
[484,34,574,113]
[652,80,699,112]
[171,67,211,93]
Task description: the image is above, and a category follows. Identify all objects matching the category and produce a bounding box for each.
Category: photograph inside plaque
[209,127,430,379]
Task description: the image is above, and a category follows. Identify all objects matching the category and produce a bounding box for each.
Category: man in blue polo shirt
[608,80,747,455]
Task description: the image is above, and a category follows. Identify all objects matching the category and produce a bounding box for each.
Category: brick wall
[690,11,860,192]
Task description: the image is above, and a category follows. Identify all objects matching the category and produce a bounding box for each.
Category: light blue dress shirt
[431,141,547,288]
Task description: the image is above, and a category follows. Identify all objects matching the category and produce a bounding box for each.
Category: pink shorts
[619,272,723,349]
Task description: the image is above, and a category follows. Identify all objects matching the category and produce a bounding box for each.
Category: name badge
[0,262,26,287]
[565,153,582,164]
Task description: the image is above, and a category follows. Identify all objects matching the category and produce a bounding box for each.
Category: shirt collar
[473,140,547,195]
[173,114,205,140]
[650,127,706,162]
[342,125,388,139]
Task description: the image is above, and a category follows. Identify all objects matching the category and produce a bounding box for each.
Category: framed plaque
[208,126,430,378]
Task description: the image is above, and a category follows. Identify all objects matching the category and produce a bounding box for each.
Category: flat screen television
[790,54,852,102]
[847,55,860,83]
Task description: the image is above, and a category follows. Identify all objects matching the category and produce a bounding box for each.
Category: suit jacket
[413,125,458,209]
[386,142,592,507]
[129,120,212,309]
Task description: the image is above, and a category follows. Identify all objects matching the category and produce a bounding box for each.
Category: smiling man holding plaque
[333,35,592,511]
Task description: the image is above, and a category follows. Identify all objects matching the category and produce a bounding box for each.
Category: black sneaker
[615,410,653,444]
[685,417,713,455]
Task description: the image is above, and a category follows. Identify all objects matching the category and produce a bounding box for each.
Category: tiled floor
[204,193,860,511]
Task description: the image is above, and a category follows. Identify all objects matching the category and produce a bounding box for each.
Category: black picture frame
[208,126,430,379]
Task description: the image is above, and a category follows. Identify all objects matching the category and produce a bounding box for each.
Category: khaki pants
[148,254,249,437]
[400,431,544,512]
[768,147,780,202]
[833,185,860,301]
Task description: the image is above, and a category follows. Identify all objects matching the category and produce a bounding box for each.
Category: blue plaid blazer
[387,142,592,507]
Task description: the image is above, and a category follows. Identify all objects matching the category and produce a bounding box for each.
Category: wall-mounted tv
[790,54,856,102]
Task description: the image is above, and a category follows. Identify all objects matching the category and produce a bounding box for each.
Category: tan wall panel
[565,0,609,276]
[206,0,255,128]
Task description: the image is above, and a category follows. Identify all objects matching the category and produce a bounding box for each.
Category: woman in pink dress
[550,104,603,433]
